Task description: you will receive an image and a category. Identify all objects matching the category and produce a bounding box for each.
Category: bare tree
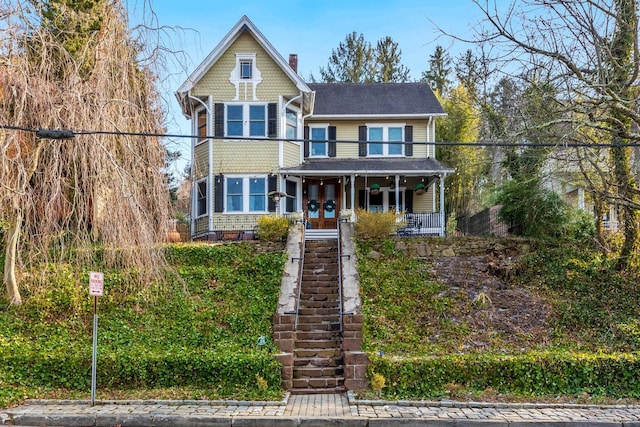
[0,0,171,304]
[470,0,640,269]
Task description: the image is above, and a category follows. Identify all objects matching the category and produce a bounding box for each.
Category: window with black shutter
[358,126,367,157]
[328,126,337,157]
[405,125,413,157]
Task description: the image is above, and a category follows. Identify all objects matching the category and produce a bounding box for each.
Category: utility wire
[1,123,638,148]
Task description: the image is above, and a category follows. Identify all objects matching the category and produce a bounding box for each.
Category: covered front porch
[280,158,454,237]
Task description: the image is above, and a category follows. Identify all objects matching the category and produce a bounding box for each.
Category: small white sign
[89,272,104,297]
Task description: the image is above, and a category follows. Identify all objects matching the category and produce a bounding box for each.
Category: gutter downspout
[187,92,213,238]
[440,172,447,237]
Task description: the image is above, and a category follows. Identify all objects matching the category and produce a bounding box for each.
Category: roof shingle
[308,82,445,116]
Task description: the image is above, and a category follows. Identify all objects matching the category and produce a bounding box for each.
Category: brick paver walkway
[3,393,640,426]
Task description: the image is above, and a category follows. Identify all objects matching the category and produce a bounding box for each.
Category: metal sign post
[89,272,104,406]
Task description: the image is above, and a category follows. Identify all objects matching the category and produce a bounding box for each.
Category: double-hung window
[368,125,404,156]
[286,109,297,140]
[226,104,267,137]
[196,179,207,217]
[225,176,267,213]
[310,126,328,157]
[196,109,207,144]
[240,60,252,79]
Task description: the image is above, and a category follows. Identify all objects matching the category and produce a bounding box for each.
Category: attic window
[240,60,252,79]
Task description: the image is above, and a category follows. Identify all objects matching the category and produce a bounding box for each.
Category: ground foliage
[0,243,286,407]
[358,237,640,400]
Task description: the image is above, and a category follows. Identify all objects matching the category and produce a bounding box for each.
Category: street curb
[346,390,640,410]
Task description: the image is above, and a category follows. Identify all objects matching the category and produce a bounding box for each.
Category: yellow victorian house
[176,16,453,240]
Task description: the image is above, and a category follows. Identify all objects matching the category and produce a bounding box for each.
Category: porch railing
[396,212,443,236]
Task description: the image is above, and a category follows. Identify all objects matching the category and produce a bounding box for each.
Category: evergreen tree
[319,32,375,83]
[421,45,452,96]
[375,36,410,82]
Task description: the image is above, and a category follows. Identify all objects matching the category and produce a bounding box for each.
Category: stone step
[295,322,340,332]
[294,339,341,349]
[300,286,339,295]
[298,294,339,302]
[294,356,343,367]
[296,314,340,324]
[297,308,340,317]
[296,330,339,341]
[294,348,342,358]
[298,300,340,309]
[291,377,345,389]
[290,386,346,395]
[293,366,344,378]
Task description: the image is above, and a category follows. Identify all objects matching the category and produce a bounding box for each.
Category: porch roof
[280,157,454,176]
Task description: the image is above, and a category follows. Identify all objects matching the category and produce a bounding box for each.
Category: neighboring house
[542,148,619,230]
[176,16,454,240]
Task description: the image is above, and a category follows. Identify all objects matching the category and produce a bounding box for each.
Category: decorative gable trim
[177,15,311,113]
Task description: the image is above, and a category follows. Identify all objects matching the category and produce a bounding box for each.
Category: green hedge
[2,348,281,391]
[369,352,640,399]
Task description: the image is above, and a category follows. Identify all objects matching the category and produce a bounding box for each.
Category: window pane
[227,106,243,136]
[228,105,243,120]
[227,178,243,212]
[249,178,265,211]
[311,128,326,156]
[368,127,383,155]
[197,181,207,216]
[368,127,383,141]
[249,105,265,137]
[286,110,297,140]
[241,61,252,79]
[197,111,207,142]
[286,180,297,213]
[388,127,403,155]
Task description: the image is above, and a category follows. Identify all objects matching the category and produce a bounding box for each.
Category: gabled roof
[308,82,445,118]
[176,16,312,114]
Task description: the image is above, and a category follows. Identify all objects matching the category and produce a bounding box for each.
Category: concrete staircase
[292,238,345,394]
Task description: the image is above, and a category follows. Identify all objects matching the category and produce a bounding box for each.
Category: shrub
[369,352,640,399]
[256,215,290,242]
[354,209,404,239]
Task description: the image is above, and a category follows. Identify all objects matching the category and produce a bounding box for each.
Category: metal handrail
[293,221,306,331]
[336,221,344,334]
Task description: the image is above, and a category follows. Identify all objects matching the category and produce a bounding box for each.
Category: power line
[1,124,638,148]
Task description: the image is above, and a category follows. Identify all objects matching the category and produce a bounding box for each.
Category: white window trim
[284,176,302,213]
[225,103,268,138]
[285,106,300,142]
[366,123,406,157]
[224,175,269,214]
[195,177,208,218]
[309,123,329,158]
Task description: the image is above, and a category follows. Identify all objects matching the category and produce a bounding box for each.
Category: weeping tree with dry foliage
[0,0,171,305]
[467,0,640,270]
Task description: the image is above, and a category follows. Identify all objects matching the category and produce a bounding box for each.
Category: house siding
[193,142,209,179]
[192,32,299,103]
[283,140,301,167]
[213,141,279,174]
[304,119,431,159]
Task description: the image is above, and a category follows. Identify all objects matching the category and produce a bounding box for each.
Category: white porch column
[350,174,356,221]
[439,174,446,236]
[395,175,400,212]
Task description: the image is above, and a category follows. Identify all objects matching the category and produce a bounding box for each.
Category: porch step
[305,229,338,240]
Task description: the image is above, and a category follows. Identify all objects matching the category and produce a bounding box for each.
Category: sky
[128,0,491,175]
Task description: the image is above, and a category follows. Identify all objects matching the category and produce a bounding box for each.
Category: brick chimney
[289,54,298,73]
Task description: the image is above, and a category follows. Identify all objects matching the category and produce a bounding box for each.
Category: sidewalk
[3,392,640,426]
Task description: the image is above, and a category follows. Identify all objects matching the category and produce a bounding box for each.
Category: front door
[305,179,340,229]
